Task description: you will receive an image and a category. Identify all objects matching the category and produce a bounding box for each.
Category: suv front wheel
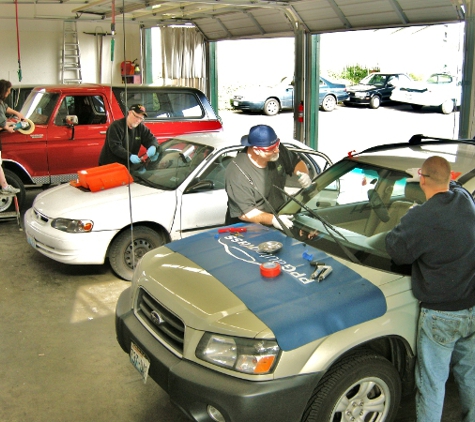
[302,351,401,422]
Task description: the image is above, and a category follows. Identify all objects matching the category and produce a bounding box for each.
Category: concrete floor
[0,188,462,422]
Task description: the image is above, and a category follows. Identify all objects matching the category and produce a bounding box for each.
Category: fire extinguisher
[298,101,304,123]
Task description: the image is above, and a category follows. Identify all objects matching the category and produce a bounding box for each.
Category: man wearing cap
[225,124,311,230]
[98,104,160,166]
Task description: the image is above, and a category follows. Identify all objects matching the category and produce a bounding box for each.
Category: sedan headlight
[354,91,367,99]
[51,218,93,233]
[196,333,280,374]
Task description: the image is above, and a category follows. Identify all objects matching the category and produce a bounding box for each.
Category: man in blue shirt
[386,155,475,422]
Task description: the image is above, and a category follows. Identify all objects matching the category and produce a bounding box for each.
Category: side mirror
[184,179,214,193]
[65,115,78,126]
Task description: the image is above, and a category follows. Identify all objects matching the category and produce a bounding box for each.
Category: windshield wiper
[274,186,361,265]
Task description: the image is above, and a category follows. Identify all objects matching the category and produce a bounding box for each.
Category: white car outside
[390,73,461,114]
[24,132,332,280]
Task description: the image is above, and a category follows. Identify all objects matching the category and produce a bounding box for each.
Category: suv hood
[138,224,392,351]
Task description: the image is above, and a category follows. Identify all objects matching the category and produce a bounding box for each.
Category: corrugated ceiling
[0,0,465,41]
[65,0,465,41]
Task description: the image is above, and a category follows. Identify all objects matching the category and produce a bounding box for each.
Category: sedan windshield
[360,74,388,87]
[280,159,420,274]
[130,138,214,190]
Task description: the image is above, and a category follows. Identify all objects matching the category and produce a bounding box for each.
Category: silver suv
[115,135,475,422]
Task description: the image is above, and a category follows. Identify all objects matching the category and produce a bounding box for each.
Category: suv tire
[109,226,166,281]
[302,351,401,422]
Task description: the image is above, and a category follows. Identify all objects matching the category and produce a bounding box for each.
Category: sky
[216,22,465,86]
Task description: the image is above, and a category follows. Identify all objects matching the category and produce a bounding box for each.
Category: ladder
[61,20,82,84]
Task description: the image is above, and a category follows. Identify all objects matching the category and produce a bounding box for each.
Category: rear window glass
[119,91,204,120]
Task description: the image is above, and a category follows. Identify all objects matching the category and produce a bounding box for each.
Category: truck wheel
[440,99,455,114]
[369,96,381,109]
[302,351,401,422]
[263,98,280,116]
[109,226,166,281]
[0,170,25,213]
[321,95,337,112]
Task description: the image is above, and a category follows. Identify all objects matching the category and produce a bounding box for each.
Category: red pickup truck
[1,84,222,212]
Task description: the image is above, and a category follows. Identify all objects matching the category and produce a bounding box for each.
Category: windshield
[130,138,214,190]
[280,159,421,274]
[21,91,60,125]
[360,74,388,87]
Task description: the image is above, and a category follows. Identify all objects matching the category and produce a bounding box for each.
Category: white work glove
[272,215,294,230]
[405,168,420,183]
[297,171,312,188]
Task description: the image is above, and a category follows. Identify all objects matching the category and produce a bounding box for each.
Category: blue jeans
[416,307,475,422]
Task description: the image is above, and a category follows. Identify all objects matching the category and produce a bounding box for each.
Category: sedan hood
[30,182,179,233]
[138,224,395,351]
[348,84,377,92]
[33,182,159,217]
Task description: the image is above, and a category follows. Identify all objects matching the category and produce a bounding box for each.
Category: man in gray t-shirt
[225,124,311,231]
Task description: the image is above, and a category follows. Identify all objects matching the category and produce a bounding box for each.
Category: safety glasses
[255,139,280,152]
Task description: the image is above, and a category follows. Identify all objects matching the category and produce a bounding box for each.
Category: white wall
[0,15,142,86]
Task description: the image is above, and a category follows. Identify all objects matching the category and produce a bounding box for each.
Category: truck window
[120,91,203,120]
[23,92,59,125]
[55,95,107,126]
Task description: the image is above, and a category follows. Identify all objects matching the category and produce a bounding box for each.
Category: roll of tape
[260,262,281,278]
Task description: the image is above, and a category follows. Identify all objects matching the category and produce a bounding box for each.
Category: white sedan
[390,72,461,114]
[24,132,332,280]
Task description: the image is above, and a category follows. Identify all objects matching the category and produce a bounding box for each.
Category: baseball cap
[241,125,279,148]
[129,104,148,117]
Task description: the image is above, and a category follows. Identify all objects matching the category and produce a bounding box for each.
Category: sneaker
[1,185,20,194]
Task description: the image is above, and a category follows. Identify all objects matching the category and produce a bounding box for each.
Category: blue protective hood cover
[167,224,387,351]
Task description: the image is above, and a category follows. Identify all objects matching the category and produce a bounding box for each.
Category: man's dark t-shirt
[225,144,300,220]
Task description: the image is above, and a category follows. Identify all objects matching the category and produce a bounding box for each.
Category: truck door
[47,94,109,182]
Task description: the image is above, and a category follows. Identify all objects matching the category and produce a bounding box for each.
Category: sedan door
[178,146,333,237]
[178,149,239,237]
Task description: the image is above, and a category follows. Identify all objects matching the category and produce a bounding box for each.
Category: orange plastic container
[70,163,133,192]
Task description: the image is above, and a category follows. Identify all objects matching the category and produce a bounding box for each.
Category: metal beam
[387,0,409,25]
[325,0,352,29]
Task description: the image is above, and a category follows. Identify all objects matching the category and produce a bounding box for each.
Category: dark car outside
[230,76,349,116]
[344,72,413,109]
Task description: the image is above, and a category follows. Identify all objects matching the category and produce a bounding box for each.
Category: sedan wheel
[369,96,381,109]
[109,226,166,281]
[321,95,337,112]
[440,99,455,114]
[263,98,280,116]
[301,351,401,422]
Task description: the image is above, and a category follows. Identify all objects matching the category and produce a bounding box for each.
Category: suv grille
[135,288,185,354]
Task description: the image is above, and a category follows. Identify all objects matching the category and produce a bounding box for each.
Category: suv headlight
[51,218,93,233]
[196,333,280,374]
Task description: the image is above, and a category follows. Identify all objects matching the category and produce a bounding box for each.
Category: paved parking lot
[0,103,463,422]
[221,101,461,163]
